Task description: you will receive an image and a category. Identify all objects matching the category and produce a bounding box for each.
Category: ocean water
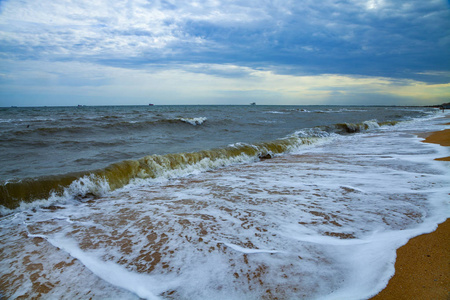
[0,105,449,299]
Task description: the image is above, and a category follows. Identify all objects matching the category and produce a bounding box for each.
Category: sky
[0,0,449,106]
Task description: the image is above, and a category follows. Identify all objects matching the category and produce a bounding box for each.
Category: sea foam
[179,117,207,125]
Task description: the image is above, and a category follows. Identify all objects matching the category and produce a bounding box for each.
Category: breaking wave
[7,117,208,137]
[179,117,207,125]
[319,120,399,134]
[0,119,397,212]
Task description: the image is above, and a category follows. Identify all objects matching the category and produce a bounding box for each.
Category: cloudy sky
[0,0,449,106]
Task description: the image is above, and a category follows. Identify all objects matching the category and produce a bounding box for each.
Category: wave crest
[179,117,207,125]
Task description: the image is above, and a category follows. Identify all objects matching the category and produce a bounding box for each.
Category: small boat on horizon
[250,102,256,105]
[149,103,154,106]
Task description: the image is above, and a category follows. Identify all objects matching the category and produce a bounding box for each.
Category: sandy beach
[372,125,450,300]
[423,127,450,161]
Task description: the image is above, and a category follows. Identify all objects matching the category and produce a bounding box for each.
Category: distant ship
[149,104,154,106]
[250,102,256,105]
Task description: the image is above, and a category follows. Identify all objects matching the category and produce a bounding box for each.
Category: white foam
[221,242,283,254]
[63,174,111,199]
[179,117,207,125]
[0,174,111,217]
[264,111,288,114]
[44,235,178,300]
[130,153,258,186]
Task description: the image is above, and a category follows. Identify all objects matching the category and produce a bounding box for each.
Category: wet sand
[372,126,449,300]
[423,128,450,161]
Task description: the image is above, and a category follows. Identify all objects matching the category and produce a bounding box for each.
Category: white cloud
[366,0,385,10]
[0,0,179,58]
[0,0,278,59]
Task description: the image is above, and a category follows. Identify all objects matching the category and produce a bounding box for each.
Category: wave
[0,137,325,211]
[104,117,208,129]
[0,119,397,212]
[0,117,57,123]
[320,120,399,134]
[5,117,208,137]
[179,117,207,125]
[313,108,368,114]
[11,126,89,136]
[264,109,310,114]
[264,111,290,114]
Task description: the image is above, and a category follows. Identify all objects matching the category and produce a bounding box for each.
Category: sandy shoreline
[423,128,450,161]
[371,125,449,299]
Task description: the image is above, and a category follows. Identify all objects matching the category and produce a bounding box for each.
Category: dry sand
[371,126,449,299]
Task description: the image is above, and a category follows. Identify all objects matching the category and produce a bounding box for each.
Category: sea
[0,105,449,299]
